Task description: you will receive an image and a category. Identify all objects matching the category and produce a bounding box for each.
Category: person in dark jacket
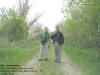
[51,26,64,63]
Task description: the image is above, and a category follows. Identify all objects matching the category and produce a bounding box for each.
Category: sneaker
[54,60,57,62]
[58,60,61,63]
[54,60,61,63]
[44,58,48,61]
[38,59,43,61]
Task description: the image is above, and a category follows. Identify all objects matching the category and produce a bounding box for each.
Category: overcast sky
[0,0,64,31]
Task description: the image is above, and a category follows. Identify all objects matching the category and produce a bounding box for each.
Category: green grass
[1,40,100,75]
[35,44,63,75]
[0,41,63,75]
[0,40,40,75]
[0,40,40,65]
[62,41,100,75]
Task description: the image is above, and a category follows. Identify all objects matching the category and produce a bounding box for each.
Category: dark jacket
[51,31,64,45]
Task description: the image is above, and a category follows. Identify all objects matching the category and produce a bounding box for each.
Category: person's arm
[40,33,42,42]
[48,33,51,48]
[48,33,51,40]
[59,32,64,47]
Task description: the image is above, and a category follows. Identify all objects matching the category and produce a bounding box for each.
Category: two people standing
[39,26,64,63]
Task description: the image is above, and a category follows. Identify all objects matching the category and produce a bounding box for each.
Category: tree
[61,0,100,48]
[18,0,41,27]
[0,8,28,42]
[0,0,42,43]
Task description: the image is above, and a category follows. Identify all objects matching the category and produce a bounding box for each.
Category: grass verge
[62,41,100,75]
[0,40,40,65]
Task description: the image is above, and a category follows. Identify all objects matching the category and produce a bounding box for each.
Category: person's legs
[54,42,59,62]
[54,42,61,63]
[40,44,44,60]
[57,44,61,63]
[44,42,49,61]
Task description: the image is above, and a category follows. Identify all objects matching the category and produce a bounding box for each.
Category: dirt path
[60,52,83,75]
[16,53,40,75]
[16,52,83,75]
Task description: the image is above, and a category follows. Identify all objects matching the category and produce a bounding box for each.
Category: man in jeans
[51,26,64,63]
[39,27,50,61]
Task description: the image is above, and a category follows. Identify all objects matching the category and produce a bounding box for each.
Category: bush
[0,8,28,42]
[61,0,100,48]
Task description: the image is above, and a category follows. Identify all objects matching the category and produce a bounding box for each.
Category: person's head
[44,26,48,32]
[55,25,60,32]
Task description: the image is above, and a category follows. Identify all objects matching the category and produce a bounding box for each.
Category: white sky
[0,0,64,31]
